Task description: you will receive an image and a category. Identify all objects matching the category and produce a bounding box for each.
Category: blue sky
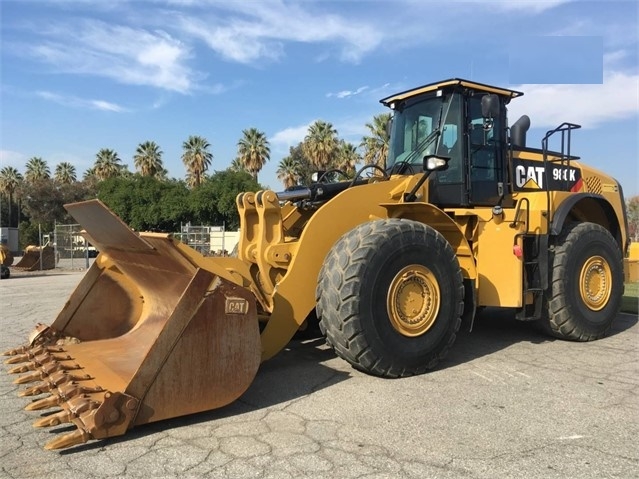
[1,0,638,197]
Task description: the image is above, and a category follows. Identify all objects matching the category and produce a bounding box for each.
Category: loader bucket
[14,245,56,271]
[4,200,261,450]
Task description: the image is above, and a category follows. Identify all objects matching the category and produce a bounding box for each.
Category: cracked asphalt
[1,271,637,479]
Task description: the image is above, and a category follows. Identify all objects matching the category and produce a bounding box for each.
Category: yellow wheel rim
[387,264,440,337]
[579,255,612,311]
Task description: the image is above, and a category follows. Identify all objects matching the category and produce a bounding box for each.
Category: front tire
[316,219,464,378]
[543,222,623,341]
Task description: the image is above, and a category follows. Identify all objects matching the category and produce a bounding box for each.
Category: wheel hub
[387,265,440,337]
[579,255,612,311]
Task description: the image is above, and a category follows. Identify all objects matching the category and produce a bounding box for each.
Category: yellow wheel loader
[4,78,634,450]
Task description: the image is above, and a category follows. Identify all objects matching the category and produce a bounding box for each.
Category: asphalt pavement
[1,271,637,479]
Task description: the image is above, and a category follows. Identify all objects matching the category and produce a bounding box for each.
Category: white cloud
[90,100,126,112]
[0,150,27,169]
[508,71,639,129]
[327,86,369,99]
[604,50,630,68]
[464,0,571,13]
[270,124,312,152]
[176,2,381,64]
[36,91,128,112]
[27,20,199,93]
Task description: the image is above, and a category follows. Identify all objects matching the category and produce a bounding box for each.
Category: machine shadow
[59,337,348,454]
[440,307,637,370]
[58,309,636,454]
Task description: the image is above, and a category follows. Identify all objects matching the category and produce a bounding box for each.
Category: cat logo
[225,297,249,315]
[516,165,545,189]
[512,159,581,192]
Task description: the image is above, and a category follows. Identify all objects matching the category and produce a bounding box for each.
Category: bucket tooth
[3,346,29,357]
[26,383,104,411]
[5,353,32,365]
[4,351,31,364]
[4,345,65,362]
[25,394,61,411]
[33,410,73,428]
[19,371,90,397]
[13,360,80,384]
[45,428,91,450]
[14,370,48,385]
[8,352,73,374]
[4,346,46,364]
[2,325,60,356]
[33,395,100,428]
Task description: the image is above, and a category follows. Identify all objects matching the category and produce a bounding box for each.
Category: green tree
[17,178,64,228]
[237,128,270,182]
[0,166,23,227]
[54,162,77,184]
[134,141,165,178]
[25,157,50,183]
[18,177,94,227]
[98,176,190,232]
[83,167,96,180]
[277,156,300,189]
[93,149,123,181]
[182,135,213,188]
[627,195,639,242]
[335,140,361,178]
[361,113,391,169]
[189,170,261,229]
[281,143,314,186]
[303,120,338,171]
[228,157,246,173]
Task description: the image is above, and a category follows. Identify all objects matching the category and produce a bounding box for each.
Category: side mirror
[405,155,450,202]
[423,155,450,172]
[386,117,393,138]
[481,94,500,119]
[311,171,325,182]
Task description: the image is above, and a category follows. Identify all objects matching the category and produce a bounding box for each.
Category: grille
[584,176,602,195]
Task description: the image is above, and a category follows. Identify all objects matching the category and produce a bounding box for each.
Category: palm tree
[154,167,169,181]
[0,166,23,227]
[237,128,270,181]
[83,167,97,181]
[181,135,213,188]
[134,141,164,178]
[93,149,123,181]
[302,120,338,171]
[277,156,300,189]
[361,113,391,170]
[24,157,50,183]
[228,157,246,173]
[335,140,361,178]
[54,162,77,184]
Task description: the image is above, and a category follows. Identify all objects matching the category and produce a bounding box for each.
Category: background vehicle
[4,78,634,450]
[13,245,56,271]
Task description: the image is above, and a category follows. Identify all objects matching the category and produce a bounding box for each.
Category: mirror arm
[404,171,433,203]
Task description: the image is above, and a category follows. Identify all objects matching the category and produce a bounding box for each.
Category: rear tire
[316,219,464,378]
[542,222,623,341]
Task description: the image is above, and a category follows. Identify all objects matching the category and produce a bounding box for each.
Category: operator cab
[381,78,522,207]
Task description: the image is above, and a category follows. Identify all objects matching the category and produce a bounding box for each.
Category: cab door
[466,94,505,206]
[428,93,469,207]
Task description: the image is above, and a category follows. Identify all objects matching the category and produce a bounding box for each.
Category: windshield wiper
[394,95,454,166]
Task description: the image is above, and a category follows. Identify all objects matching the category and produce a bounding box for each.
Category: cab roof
[380,78,523,106]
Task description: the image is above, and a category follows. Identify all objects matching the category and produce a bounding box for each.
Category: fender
[550,192,622,246]
[380,202,477,281]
